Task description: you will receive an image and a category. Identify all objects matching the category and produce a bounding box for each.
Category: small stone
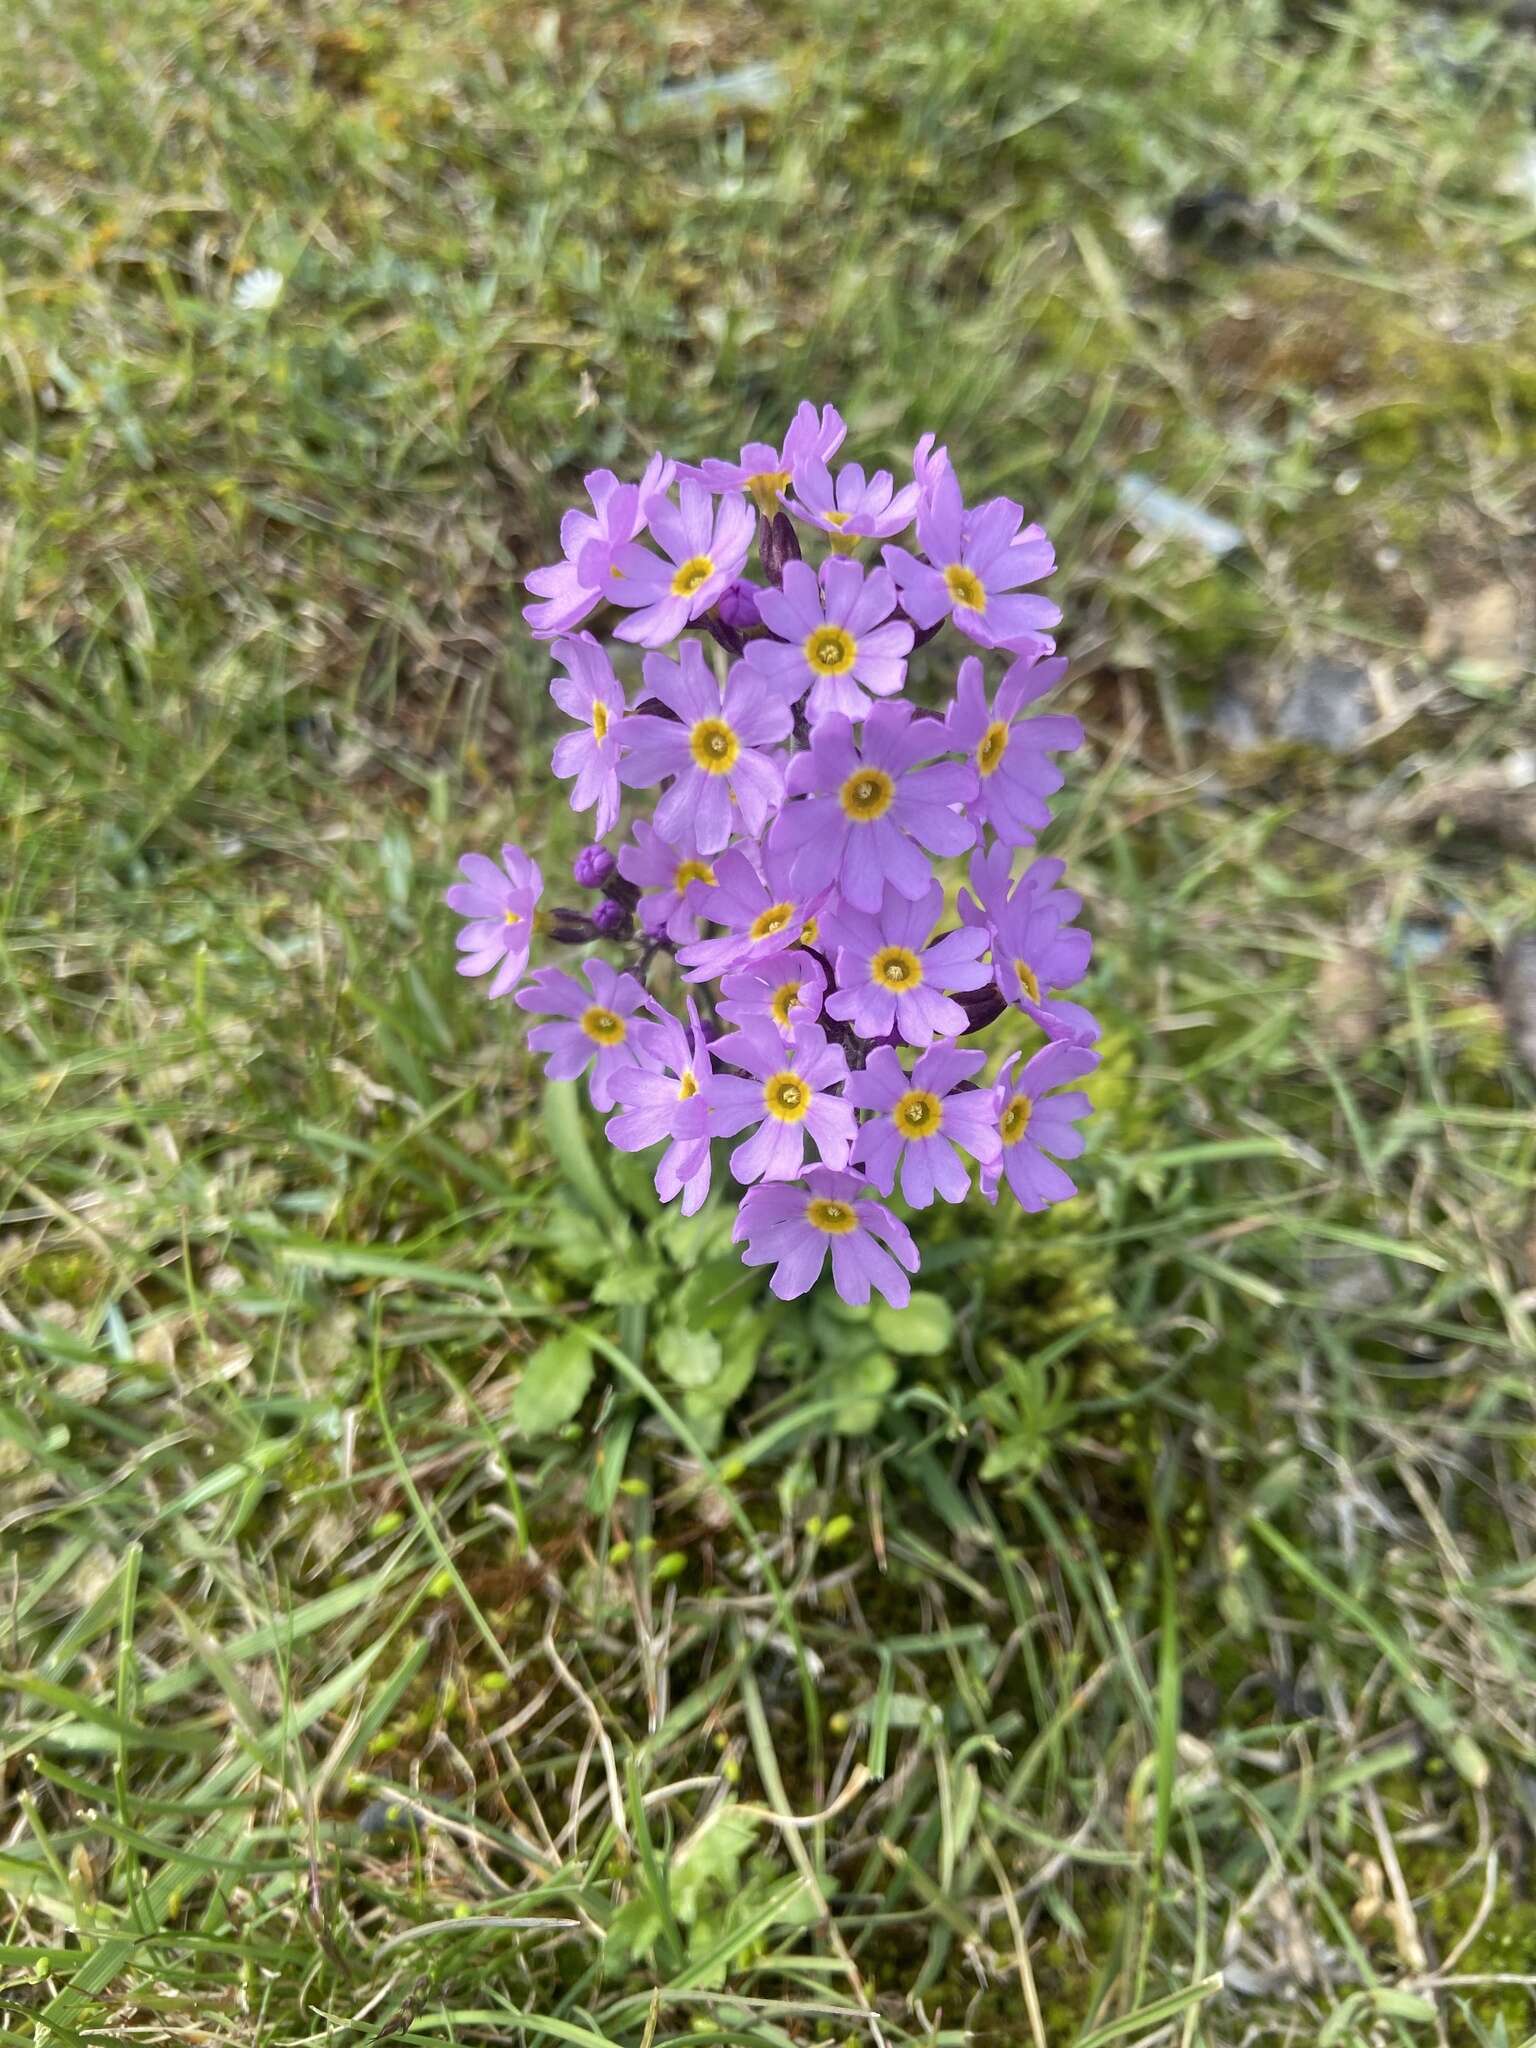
[1273,657,1376,752]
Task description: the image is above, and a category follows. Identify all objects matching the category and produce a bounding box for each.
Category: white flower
[233,268,284,313]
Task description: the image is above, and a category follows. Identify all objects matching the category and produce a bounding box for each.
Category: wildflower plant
[448,404,1099,1312]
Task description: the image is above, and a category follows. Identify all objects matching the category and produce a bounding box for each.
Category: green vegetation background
[3,1,1535,2043]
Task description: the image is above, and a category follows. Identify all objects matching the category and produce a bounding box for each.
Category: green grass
[4,0,1536,2042]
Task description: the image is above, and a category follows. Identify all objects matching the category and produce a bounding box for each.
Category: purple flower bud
[544,906,600,944]
[591,898,633,940]
[572,844,617,889]
[760,512,801,588]
[716,578,763,631]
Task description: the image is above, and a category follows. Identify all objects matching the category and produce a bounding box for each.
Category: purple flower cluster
[447,407,1100,1307]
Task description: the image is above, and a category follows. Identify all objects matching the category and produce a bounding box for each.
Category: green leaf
[511,1331,594,1435]
[871,1291,954,1356]
[670,1802,759,1924]
[655,1326,723,1390]
[543,1079,626,1230]
[593,1261,662,1307]
[602,1896,663,1969]
[832,1350,898,1434]
[546,1199,624,1281]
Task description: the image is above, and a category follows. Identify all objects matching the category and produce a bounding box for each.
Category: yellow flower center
[580,1006,626,1047]
[747,469,790,516]
[770,980,802,1030]
[670,553,716,598]
[690,718,740,774]
[749,901,796,942]
[977,720,1008,776]
[805,1195,858,1235]
[804,624,857,676]
[503,908,523,927]
[824,509,852,528]
[673,858,716,891]
[677,1068,699,1101]
[591,699,610,743]
[944,564,986,613]
[764,1072,812,1123]
[839,766,895,822]
[1014,960,1041,1004]
[1001,1095,1031,1146]
[800,917,819,947]
[893,1088,942,1138]
[871,945,922,989]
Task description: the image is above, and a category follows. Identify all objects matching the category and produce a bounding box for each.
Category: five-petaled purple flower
[444,844,543,1000]
[618,642,791,854]
[981,1044,1099,1212]
[987,878,1098,1045]
[734,1168,918,1305]
[718,949,827,1036]
[823,882,991,1047]
[706,1022,855,1184]
[617,820,718,944]
[846,1044,1001,1208]
[549,634,626,837]
[884,468,1060,649]
[607,481,755,648]
[605,1000,715,1215]
[679,401,846,517]
[944,651,1079,846]
[746,559,914,724]
[516,960,647,1111]
[522,456,672,639]
[774,704,977,913]
[788,457,921,543]
[677,839,829,981]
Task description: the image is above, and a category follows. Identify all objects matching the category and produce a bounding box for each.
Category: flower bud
[760,511,801,588]
[592,899,633,940]
[572,844,616,889]
[716,578,763,630]
[542,906,600,944]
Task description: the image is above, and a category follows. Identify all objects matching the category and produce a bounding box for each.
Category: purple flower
[823,882,990,1046]
[989,882,1098,1044]
[515,960,647,1110]
[572,843,617,889]
[705,1022,854,1183]
[522,456,672,639]
[846,1043,1001,1208]
[678,401,847,516]
[716,579,763,631]
[733,1167,918,1306]
[444,844,543,1000]
[617,642,791,855]
[787,457,921,543]
[912,431,950,493]
[606,482,755,648]
[605,1001,714,1215]
[773,703,977,914]
[745,559,914,723]
[883,469,1060,649]
[677,840,829,980]
[617,820,718,943]
[718,949,827,1036]
[549,633,626,836]
[943,652,1079,845]
[982,1043,1098,1212]
[958,845,1078,932]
